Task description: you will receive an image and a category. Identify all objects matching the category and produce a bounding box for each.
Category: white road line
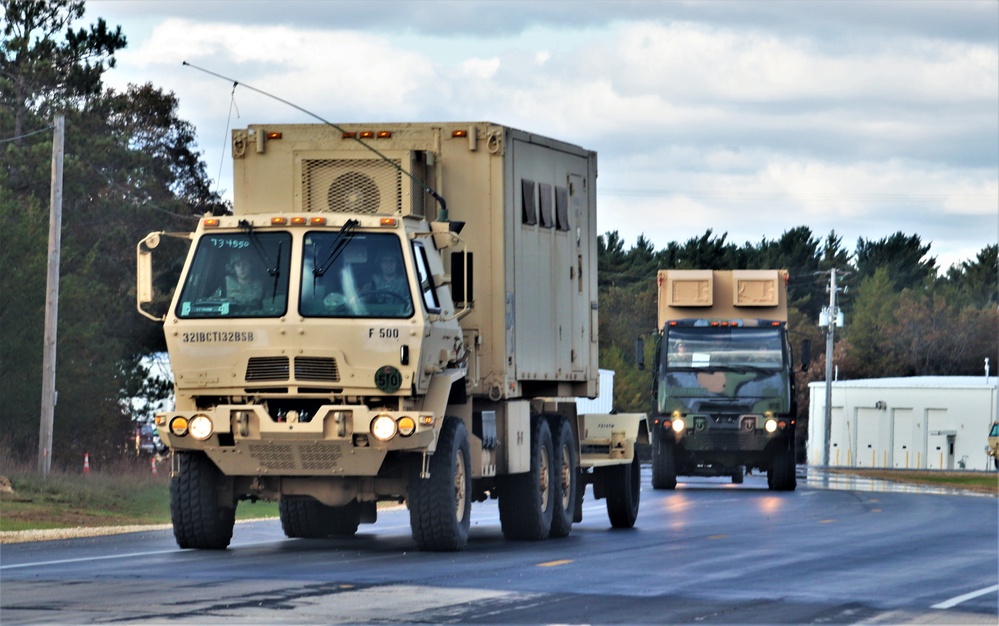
[0,549,181,571]
[931,584,999,609]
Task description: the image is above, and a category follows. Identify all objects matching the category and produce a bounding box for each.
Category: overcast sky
[86,0,998,271]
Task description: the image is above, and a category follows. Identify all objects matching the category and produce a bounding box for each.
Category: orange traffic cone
[83,453,90,475]
[151,456,158,476]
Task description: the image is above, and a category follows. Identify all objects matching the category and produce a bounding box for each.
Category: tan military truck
[137,122,643,551]
[638,270,806,491]
[988,421,999,470]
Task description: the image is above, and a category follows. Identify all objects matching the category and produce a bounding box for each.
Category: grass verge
[0,458,278,532]
[829,468,998,496]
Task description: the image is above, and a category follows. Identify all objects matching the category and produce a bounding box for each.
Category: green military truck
[640,269,805,491]
[137,122,643,551]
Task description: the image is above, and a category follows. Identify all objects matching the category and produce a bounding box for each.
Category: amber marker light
[452,130,468,138]
[271,217,288,225]
[359,131,375,139]
[342,131,357,138]
[376,131,392,139]
[203,218,220,227]
[380,217,397,227]
[397,416,416,437]
[291,217,307,226]
[310,217,327,225]
[169,416,189,437]
[266,132,282,140]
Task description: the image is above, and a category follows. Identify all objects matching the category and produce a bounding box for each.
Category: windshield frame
[175,231,291,319]
[299,231,416,320]
[662,325,787,372]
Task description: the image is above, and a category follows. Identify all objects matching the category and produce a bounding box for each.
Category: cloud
[90,0,998,271]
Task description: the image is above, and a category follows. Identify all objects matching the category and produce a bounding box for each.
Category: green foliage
[0,0,224,466]
[598,230,997,415]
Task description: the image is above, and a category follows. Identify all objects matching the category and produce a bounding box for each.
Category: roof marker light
[359,131,375,139]
[376,131,392,139]
[271,217,288,225]
[203,218,220,227]
[291,217,307,226]
[310,217,327,226]
[266,132,282,140]
[380,217,397,227]
[452,130,468,138]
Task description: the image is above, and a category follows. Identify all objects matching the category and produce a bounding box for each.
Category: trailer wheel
[280,497,360,538]
[651,428,678,490]
[731,466,744,484]
[601,445,641,529]
[408,416,471,551]
[499,417,555,540]
[549,416,578,538]
[768,442,797,491]
[170,451,235,550]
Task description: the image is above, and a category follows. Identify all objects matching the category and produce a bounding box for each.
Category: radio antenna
[182,61,446,216]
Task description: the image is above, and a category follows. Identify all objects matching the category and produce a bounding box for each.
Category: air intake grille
[294,357,340,382]
[302,159,402,214]
[245,357,290,381]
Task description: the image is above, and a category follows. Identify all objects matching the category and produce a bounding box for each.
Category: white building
[808,377,999,471]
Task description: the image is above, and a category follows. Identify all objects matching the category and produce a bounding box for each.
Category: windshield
[300,232,414,319]
[664,326,785,371]
[176,233,290,318]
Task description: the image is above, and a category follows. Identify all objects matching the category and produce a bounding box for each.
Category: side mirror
[635,337,645,371]
[800,339,812,372]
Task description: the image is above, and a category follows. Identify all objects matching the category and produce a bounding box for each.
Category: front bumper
[156,403,437,476]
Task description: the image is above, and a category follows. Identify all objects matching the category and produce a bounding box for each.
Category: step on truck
[638,270,807,491]
[136,122,644,551]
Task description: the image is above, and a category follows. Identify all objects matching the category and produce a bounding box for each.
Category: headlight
[371,415,397,442]
[169,416,189,437]
[189,414,214,441]
[397,416,416,437]
[765,418,778,433]
[672,418,686,433]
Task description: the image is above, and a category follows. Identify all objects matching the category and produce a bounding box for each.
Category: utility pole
[38,114,64,477]
[820,268,845,467]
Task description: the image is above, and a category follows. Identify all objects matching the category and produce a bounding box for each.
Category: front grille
[294,357,339,382]
[245,442,343,472]
[245,357,290,381]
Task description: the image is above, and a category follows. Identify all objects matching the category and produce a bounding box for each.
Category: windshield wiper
[314,219,359,277]
[239,220,280,278]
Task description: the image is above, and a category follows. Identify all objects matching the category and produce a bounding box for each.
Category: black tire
[603,446,641,529]
[768,442,797,491]
[651,428,678,490]
[994,457,998,471]
[549,416,578,539]
[732,466,744,484]
[280,497,360,538]
[170,451,236,550]
[499,417,555,540]
[408,417,472,551]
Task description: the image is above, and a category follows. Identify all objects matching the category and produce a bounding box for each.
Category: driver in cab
[365,252,408,298]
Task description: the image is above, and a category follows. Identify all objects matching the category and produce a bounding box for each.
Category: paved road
[2,469,996,624]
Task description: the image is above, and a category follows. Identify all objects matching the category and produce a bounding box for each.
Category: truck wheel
[170,451,235,550]
[408,416,472,551]
[602,445,641,529]
[768,443,797,491]
[499,417,555,540]
[651,429,677,490]
[280,497,360,538]
[549,416,578,538]
[732,466,744,484]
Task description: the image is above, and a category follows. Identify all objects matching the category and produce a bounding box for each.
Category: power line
[0,125,55,144]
